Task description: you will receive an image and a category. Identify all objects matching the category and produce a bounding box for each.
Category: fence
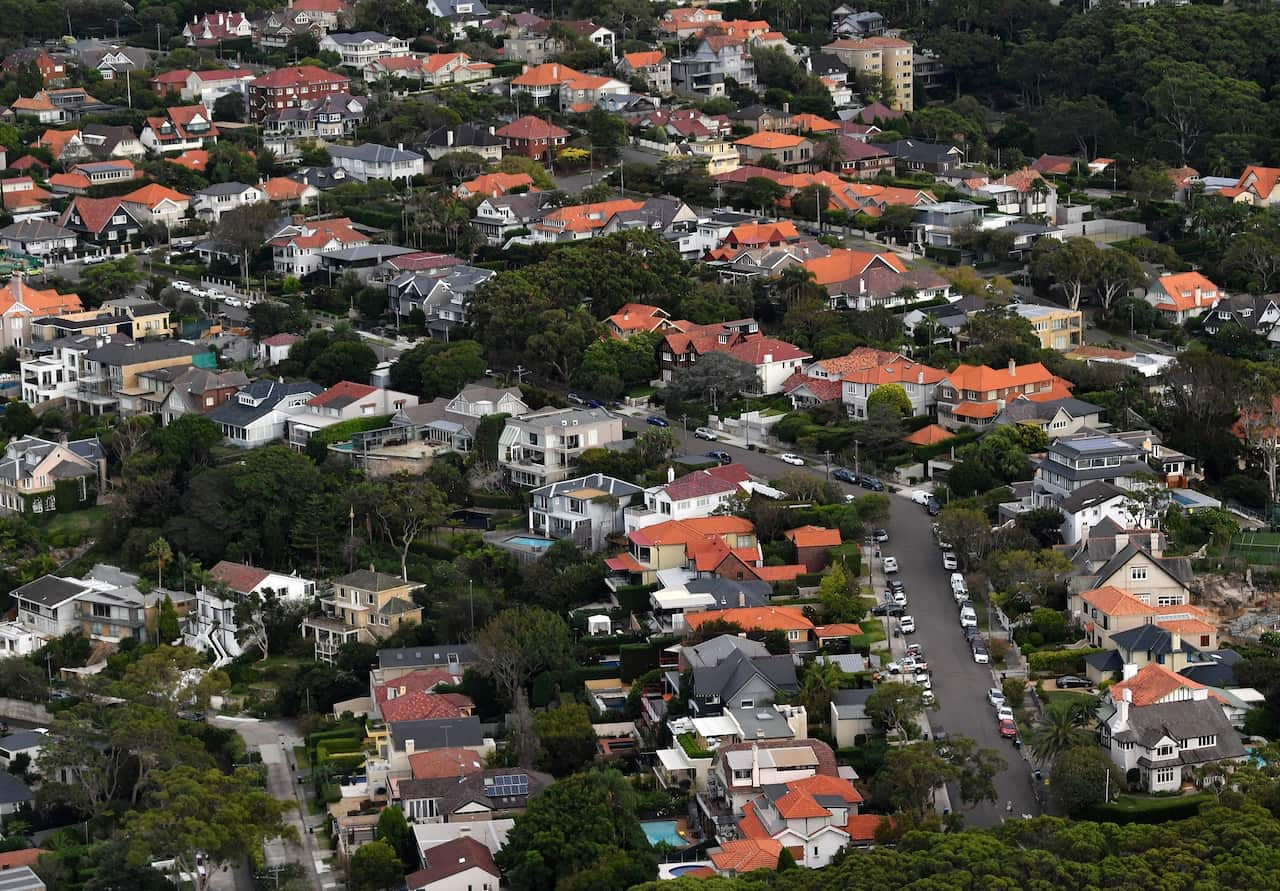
[1056,219,1148,242]
[1231,532,1280,565]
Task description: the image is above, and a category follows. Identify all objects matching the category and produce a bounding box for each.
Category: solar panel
[485,773,529,797]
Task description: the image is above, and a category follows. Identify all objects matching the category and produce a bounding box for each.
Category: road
[615,406,1041,826]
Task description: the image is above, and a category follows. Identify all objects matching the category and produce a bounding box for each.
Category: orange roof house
[0,275,81,317]
[683,605,813,637]
[801,249,905,287]
[605,303,677,339]
[721,221,800,249]
[1031,154,1077,176]
[531,198,645,239]
[936,360,1071,430]
[791,113,839,134]
[168,149,209,171]
[735,131,807,151]
[1219,165,1280,206]
[1108,662,1216,707]
[408,747,486,780]
[455,171,535,200]
[785,525,842,572]
[260,177,313,203]
[903,424,955,447]
[1148,271,1221,319]
[622,50,665,69]
[709,838,783,876]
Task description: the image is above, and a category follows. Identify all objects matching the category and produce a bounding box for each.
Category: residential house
[1071,583,1209,652]
[625,465,751,533]
[0,435,104,517]
[619,50,671,94]
[0,274,82,351]
[734,132,813,172]
[832,10,885,37]
[301,569,425,662]
[0,776,33,821]
[991,395,1105,442]
[268,216,370,276]
[0,730,46,771]
[247,65,352,122]
[708,839,785,877]
[605,303,680,339]
[149,366,249,424]
[10,575,85,638]
[822,37,913,110]
[389,385,527,456]
[50,160,138,196]
[1032,154,1078,176]
[405,837,500,891]
[0,623,40,657]
[1076,541,1193,606]
[387,264,495,336]
[800,248,949,311]
[328,143,424,182]
[839,357,946,420]
[186,561,312,662]
[782,346,900,408]
[283,381,418,450]
[1087,621,1217,681]
[1034,432,1156,504]
[208,378,323,446]
[318,31,410,68]
[556,71,629,113]
[19,335,100,404]
[684,607,814,650]
[65,338,207,416]
[470,191,553,243]
[785,526,842,572]
[658,318,761,380]
[606,516,763,588]
[261,176,320,208]
[495,116,569,161]
[191,182,265,223]
[1099,673,1244,792]
[36,128,91,165]
[935,360,1072,430]
[260,93,368,160]
[181,11,253,45]
[258,333,299,366]
[9,94,68,125]
[687,646,799,716]
[371,52,491,86]
[1218,165,1280,207]
[737,773,869,867]
[527,473,643,550]
[425,0,490,36]
[0,221,78,261]
[58,196,146,254]
[1146,272,1222,323]
[455,171,533,200]
[79,123,144,160]
[703,738,838,825]
[376,644,476,683]
[396,769,552,826]
[830,688,874,747]
[120,184,191,230]
[2,49,67,86]
[881,139,963,177]
[140,105,219,154]
[418,123,504,163]
[498,406,624,487]
[658,6,724,39]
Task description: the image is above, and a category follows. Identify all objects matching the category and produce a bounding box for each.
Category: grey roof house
[690,648,798,716]
[328,143,424,182]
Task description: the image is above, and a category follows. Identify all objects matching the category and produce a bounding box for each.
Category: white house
[0,730,47,770]
[319,31,411,68]
[268,216,371,277]
[405,837,500,891]
[840,359,946,420]
[0,220,79,259]
[328,143,424,182]
[1057,482,1136,545]
[192,182,265,223]
[624,465,751,532]
[728,338,811,395]
[0,622,40,657]
[257,333,300,366]
[282,380,418,450]
[208,379,323,447]
[738,773,868,867]
[185,560,317,666]
[10,575,85,638]
[527,473,644,550]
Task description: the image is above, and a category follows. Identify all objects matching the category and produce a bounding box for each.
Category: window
[739,699,754,708]
[1156,744,1173,757]
[92,602,111,618]
[1154,767,1177,785]
[1131,567,1148,581]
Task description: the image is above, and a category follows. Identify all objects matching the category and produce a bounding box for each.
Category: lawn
[46,505,106,538]
[1040,690,1099,708]
[1088,792,1212,824]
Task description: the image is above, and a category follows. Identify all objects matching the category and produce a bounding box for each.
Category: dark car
[706,451,732,465]
[871,602,906,617]
[858,475,885,491]
[1056,675,1092,689]
[832,468,858,484]
[646,415,669,427]
[962,625,981,642]
[926,497,941,516]
[587,399,605,409]
[889,579,905,594]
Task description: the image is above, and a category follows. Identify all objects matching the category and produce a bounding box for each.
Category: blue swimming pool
[642,820,686,848]
[669,865,704,876]
[507,535,556,549]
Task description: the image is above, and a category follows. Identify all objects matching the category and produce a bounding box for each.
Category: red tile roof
[60,196,129,234]
[405,838,497,890]
[663,464,750,501]
[728,337,810,366]
[1155,272,1220,312]
[209,560,270,593]
[408,747,486,780]
[628,516,755,548]
[252,65,350,88]
[168,149,209,171]
[683,605,812,634]
[903,424,954,446]
[380,691,472,723]
[1109,663,1213,707]
[496,114,570,141]
[710,838,782,874]
[785,525,841,549]
[735,131,807,150]
[373,668,455,704]
[1079,585,1154,618]
[307,380,378,407]
[121,183,189,207]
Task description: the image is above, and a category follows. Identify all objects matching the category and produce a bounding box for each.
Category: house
[737,773,867,867]
[257,333,299,366]
[822,37,913,110]
[57,197,146,254]
[191,182,265,223]
[839,357,947,420]
[247,65,352,122]
[10,575,87,638]
[782,346,902,408]
[1004,302,1083,350]
[261,176,320,208]
[881,139,963,177]
[36,128,91,164]
[2,48,66,86]
[625,465,751,532]
[418,123,504,163]
[527,473,643,550]
[1071,583,1210,653]
[687,647,799,716]
[318,31,410,68]
[734,132,813,172]
[376,52,491,86]
[832,10,885,37]
[455,172,533,201]
[991,396,1105,441]
[1034,432,1156,504]
[607,516,763,588]
[1099,675,1244,793]
[0,434,104,518]
[784,526,842,572]
[704,738,838,822]
[619,50,671,94]
[0,221,78,261]
[935,360,1072,430]
[1032,154,1078,176]
[685,607,813,649]
[64,338,207,416]
[50,160,138,195]
[0,623,40,657]
[1146,272,1222,322]
[0,275,82,351]
[1216,165,1280,207]
[301,569,425,663]
[283,381,418,450]
[830,688,874,747]
[425,0,491,35]
[658,6,724,39]
[495,116,569,161]
[0,775,33,820]
[150,367,248,424]
[10,93,68,125]
[1078,541,1193,605]
[498,407,624,487]
[800,248,948,312]
[709,838,784,877]
[268,216,370,277]
[396,769,552,827]
[405,837,500,891]
[328,143,424,182]
[387,264,495,336]
[208,378,323,446]
[140,105,219,154]
[182,11,253,45]
[78,123,143,161]
[470,192,551,244]
[260,93,368,160]
[377,644,476,682]
[119,184,191,230]
[388,385,527,456]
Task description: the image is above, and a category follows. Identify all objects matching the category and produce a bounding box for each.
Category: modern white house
[624,465,751,532]
[328,143,424,182]
[208,379,324,447]
[527,473,644,550]
[498,407,624,487]
[192,182,265,223]
[319,31,411,68]
[185,560,317,666]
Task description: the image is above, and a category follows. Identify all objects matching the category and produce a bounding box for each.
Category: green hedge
[1085,794,1210,825]
[828,542,862,576]
[316,738,365,761]
[795,572,824,587]
[472,491,523,509]
[677,733,712,760]
[912,428,981,463]
[620,642,658,683]
[614,583,657,615]
[322,752,367,773]
[925,245,963,265]
[1027,647,1104,675]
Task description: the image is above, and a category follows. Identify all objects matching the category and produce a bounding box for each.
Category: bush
[1027,647,1104,675]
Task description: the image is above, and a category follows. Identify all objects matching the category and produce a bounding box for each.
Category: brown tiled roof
[209,560,270,593]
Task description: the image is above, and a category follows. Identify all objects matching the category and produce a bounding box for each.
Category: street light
[854,439,861,475]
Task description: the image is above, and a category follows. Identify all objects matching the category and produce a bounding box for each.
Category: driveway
[879,497,1042,826]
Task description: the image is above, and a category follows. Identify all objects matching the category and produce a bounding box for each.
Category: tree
[145,537,173,589]
[1236,394,1280,503]
[743,176,787,213]
[0,656,46,702]
[497,155,556,190]
[865,682,926,747]
[817,562,861,624]
[1093,249,1144,316]
[871,743,957,818]
[943,735,1007,811]
[958,307,1041,369]
[1014,506,1065,547]
[363,474,445,581]
[80,256,144,307]
[799,658,844,722]
[348,840,403,891]
[776,847,797,871]
[1026,700,1094,766]
[213,202,283,281]
[866,383,912,419]
[150,415,222,470]
[1,401,38,438]
[533,702,597,776]
[496,769,657,891]
[1051,746,1121,816]
[525,308,602,384]
[473,606,573,706]
[1030,237,1104,311]
[157,596,179,643]
[667,351,759,403]
[1127,163,1174,206]
[433,150,487,182]
[306,340,378,387]
[937,506,994,566]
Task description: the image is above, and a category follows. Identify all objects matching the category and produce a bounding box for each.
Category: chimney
[1122,663,1138,681]
[1194,286,1202,306]
[667,465,675,483]
[1170,631,1181,652]
[1117,688,1130,723]
[782,101,789,114]
[447,130,454,147]
[738,590,745,608]
[1008,358,1016,375]
[917,370,924,385]
[9,273,20,299]
[750,742,760,788]
[291,213,304,225]
[405,738,415,754]
[397,142,404,151]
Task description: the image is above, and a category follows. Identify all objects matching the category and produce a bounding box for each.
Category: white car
[959,607,977,628]
[912,670,931,690]
[996,705,1014,723]
[910,490,932,505]
[921,689,936,706]
[171,280,194,293]
[988,688,1005,709]
[899,615,915,634]
[694,428,718,441]
[950,573,967,595]
[942,552,958,570]
[882,556,899,573]
[972,647,990,665]
[81,254,106,265]
[780,453,805,466]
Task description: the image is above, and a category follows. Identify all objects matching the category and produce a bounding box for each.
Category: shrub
[1027,647,1104,675]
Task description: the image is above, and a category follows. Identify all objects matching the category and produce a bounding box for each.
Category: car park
[900,615,915,634]
[999,718,1017,739]
[694,427,718,441]
[646,415,669,427]
[706,451,731,464]
[882,556,899,573]
[874,528,889,543]
[832,468,857,483]
[942,552,958,570]
[780,453,805,466]
[857,475,885,491]
[988,688,1005,708]
[1056,675,1091,689]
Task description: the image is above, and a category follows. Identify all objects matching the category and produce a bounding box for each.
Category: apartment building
[1009,303,1083,351]
[822,37,914,111]
[247,65,352,122]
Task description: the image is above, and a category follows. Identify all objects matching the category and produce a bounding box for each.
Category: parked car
[172,280,193,292]
[909,490,932,505]
[886,589,906,607]
[921,689,936,706]
[568,393,585,405]
[950,573,967,595]
[988,688,1005,708]
[81,253,106,265]
[905,643,924,658]
[962,625,981,643]
[959,606,977,628]
[900,615,916,634]
[646,415,669,427]
[942,552,958,570]
[888,579,905,594]
[832,468,857,484]
[999,718,1018,739]
[926,498,941,516]
[972,645,990,665]
[996,705,1014,722]
[780,453,805,466]
[694,427,718,441]
[858,475,885,491]
[874,528,889,543]
[706,451,731,465]
[911,670,931,689]
[882,556,899,573]
[872,602,906,617]
[1056,675,1091,689]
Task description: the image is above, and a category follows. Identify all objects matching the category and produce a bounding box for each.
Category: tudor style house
[58,196,146,254]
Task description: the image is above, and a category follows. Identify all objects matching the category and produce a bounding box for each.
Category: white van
[950,572,967,593]
[959,606,977,628]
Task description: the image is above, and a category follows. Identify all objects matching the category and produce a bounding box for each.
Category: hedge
[614,583,658,615]
[1027,647,1105,675]
[316,738,365,761]
[795,572,824,588]
[305,415,392,461]
[828,543,862,577]
[471,491,522,509]
[678,733,713,760]
[912,428,981,463]
[620,642,658,683]
[321,753,367,773]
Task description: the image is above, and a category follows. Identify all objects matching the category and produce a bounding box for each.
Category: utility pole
[469,579,474,632]
[854,439,861,475]
[823,450,832,481]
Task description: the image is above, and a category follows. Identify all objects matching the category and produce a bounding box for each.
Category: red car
[999,718,1017,739]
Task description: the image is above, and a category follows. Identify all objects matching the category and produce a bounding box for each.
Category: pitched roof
[251,65,350,88]
[510,62,580,87]
[60,195,133,233]
[785,525,841,549]
[728,336,810,365]
[380,691,472,723]
[735,131,807,150]
[1079,585,1154,617]
[623,50,665,68]
[405,837,497,889]
[208,560,270,594]
[1155,272,1221,312]
[943,361,1058,391]
[120,183,189,207]
[373,667,456,704]
[684,605,812,633]
[1109,662,1211,707]
[663,464,750,501]
[408,747,486,780]
[903,424,954,446]
[802,249,905,286]
[710,838,782,873]
[495,115,569,140]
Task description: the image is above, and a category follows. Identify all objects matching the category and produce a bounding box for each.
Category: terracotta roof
[950,401,1000,419]
[37,128,80,157]
[0,277,81,316]
[623,50,665,68]
[405,838,497,889]
[782,372,842,402]
[150,69,192,86]
[193,68,247,82]
[495,115,570,140]
[373,668,454,704]
[307,380,378,407]
[60,196,129,234]
[664,464,750,501]
[261,332,300,347]
[1068,344,1134,361]
[998,166,1046,193]
[511,62,580,87]
[534,198,645,234]
[683,605,812,633]
[736,131,806,150]
[814,347,901,377]
[270,217,367,251]
[903,424,955,446]
[791,112,839,133]
[813,622,863,638]
[1109,662,1211,707]
[605,553,646,573]
[825,36,911,49]
[1080,585,1154,617]
[774,788,829,818]
[628,516,755,548]
[724,221,799,246]
[1032,154,1077,175]
[787,773,863,803]
[752,565,807,582]
[209,560,270,594]
[49,172,91,191]
[168,149,209,171]
[380,690,471,723]
[943,361,1057,391]
[121,183,189,207]
[1233,165,1280,200]
[1156,617,1216,636]
[728,337,810,365]
[408,747,486,780]
[846,813,890,841]
[802,249,905,286]
[842,358,945,388]
[261,177,309,201]
[785,525,841,549]
[252,65,350,88]
[458,172,534,198]
[710,838,782,873]
[1155,272,1220,312]
[0,850,48,870]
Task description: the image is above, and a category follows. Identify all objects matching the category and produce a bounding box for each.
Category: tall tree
[472,606,573,706]
[364,474,446,581]
[213,202,283,282]
[1026,700,1094,766]
[865,682,927,747]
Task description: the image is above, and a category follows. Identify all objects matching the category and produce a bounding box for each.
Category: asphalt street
[617,408,1042,826]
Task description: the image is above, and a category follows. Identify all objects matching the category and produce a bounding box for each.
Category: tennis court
[1231,532,1280,565]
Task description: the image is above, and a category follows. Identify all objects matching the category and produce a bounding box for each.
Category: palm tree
[145,537,173,589]
[799,659,844,724]
[775,264,823,308]
[1026,700,1094,766]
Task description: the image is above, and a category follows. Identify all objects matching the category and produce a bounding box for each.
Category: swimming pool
[668,865,704,876]
[506,535,556,549]
[641,820,686,848]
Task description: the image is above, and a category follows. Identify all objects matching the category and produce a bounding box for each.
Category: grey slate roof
[682,634,769,669]
[396,768,553,814]
[1111,623,1199,658]
[196,181,256,197]
[1084,649,1124,674]
[324,30,393,44]
[0,866,44,891]
[1058,481,1127,514]
[419,122,503,149]
[530,473,642,500]
[0,731,45,751]
[207,380,321,428]
[1094,543,1193,589]
[881,138,962,163]
[685,577,772,609]
[691,649,797,701]
[1117,698,1244,763]
[0,220,76,241]
[11,575,86,607]
[378,644,476,670]
[85,339,202,367]
[390,715,484,750]
[336,569,413,592]
[329,143,423,165]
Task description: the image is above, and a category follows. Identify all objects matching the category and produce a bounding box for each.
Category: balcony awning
[606,554,644,573]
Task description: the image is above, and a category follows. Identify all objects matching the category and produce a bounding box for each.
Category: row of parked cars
[987,687,1018,740]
